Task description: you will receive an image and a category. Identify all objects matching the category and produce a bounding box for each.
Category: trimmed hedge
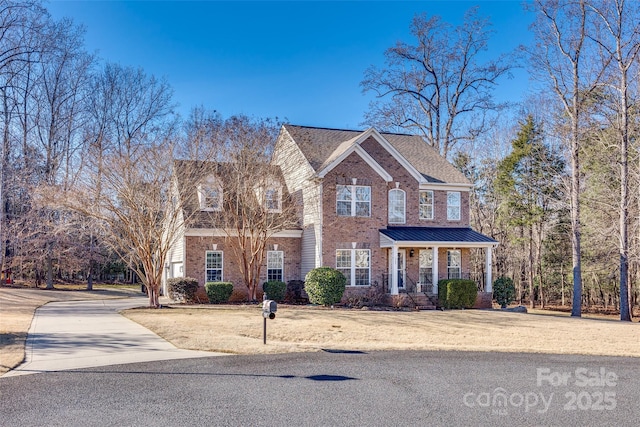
[438,279,477,309]
[262,281,286,302]
[205,282,234,304]
[493,277,515,308]
[167,277,199,303]
[304,267,346,306]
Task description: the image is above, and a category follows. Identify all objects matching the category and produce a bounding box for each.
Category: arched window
[388,188,406,224]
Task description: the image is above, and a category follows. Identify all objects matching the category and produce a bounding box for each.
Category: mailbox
[262,300,277,319]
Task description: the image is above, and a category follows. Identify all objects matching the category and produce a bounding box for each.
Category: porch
[379,227,498,301]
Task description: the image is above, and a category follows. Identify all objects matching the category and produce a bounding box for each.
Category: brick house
[165,124,498,305]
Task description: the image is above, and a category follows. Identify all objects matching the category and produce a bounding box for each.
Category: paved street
[1,351,637,426]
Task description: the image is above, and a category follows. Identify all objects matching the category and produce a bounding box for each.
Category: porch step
[386,293,437,310]
[410,294,436,310]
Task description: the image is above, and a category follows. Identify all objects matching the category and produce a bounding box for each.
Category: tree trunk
[529,224,535,309]
[45,245,54,289]
[86,262,93,291]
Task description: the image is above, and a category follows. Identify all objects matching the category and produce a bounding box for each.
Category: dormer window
[265,187,281,212]
[198,176,223,211]
[256,178,282,213]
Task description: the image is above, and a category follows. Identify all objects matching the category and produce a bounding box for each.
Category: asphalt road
[1,350,637,426]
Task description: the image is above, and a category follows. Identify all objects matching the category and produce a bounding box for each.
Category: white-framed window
[447,250,461,279]
[267,250,284,282]
[198,177,223,211]
[336,249,370,286]
[419,190,434,220]
[205,251,223,282]
[388,188,406,224]
[419,249,433,285]
[264,186,282,212]
[336,185,370,217]
[447,191,461,221]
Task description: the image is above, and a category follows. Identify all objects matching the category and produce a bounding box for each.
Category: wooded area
[0,1,638,317]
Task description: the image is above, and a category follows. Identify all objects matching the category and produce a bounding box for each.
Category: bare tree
[587,0,640,321]
[180,114,300,301]
[528,0,608,317]
[59,64,178,307]
[0,0,48,281]
[361,7,512,158]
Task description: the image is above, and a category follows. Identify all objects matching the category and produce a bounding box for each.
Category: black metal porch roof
[379,227,498,245]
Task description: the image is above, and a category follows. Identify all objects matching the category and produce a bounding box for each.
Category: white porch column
[485,246,493,293]
[432,246,439,295]
[391,245,399,295]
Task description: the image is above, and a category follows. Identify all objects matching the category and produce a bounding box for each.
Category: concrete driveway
[2,297,220,377]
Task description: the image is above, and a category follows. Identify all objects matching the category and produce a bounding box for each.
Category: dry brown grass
[0,285,140,374]
[2,285,638,377]
[123,304,640,358]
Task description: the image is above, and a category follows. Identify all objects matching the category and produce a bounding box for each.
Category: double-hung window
[336,249,370,286]
[447,250,461,279]
[198,178,223,211]
[336,185,370,217]
[388,189,406,224]
[419,190,434,220]
[205,251,223,282]
[267,250,284,282]
[264,187,281,212]
[447,191,461,221]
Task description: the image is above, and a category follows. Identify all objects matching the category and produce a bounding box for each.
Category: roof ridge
[285,123,418,137]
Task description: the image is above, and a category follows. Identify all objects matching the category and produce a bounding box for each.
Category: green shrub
[167,277,199,303]
[262,280,286,302]
[438,279,477,309]
[304,267,346,306]
[493,277,515,308]
[205,282,234,304]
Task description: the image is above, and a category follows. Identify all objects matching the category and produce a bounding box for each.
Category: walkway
[3,297,219,377]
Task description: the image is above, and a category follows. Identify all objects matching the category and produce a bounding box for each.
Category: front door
[397,250,406,290]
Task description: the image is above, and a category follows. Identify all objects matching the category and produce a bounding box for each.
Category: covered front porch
[379,227,498,297]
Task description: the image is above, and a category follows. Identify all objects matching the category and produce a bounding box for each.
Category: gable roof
[283,124,470,185]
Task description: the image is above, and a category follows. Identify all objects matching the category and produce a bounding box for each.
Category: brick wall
[184,235,301,300]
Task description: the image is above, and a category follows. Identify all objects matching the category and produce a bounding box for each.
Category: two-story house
[165,124,498,306]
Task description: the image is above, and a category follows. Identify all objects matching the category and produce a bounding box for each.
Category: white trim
[419,189,434,221]
[388,188,406,224]
[432,247,439,294]
[447,191,461,221]
[318,144,393,182]
[390,246,399,295]
[419,183,473,192]
[266,250,284,282]
[205,250,224,282]
[363,128,425,183]
[318,182,323,267]
[185,228,303,238]
[485,246,493,293]
[316,128,428,183]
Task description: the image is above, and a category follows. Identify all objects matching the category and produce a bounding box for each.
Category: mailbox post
[262,298,277,344]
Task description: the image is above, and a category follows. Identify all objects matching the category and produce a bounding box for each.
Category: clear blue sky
[48,1,533,130]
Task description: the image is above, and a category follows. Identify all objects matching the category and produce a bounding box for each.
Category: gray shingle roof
[283,124,469,185]
[380,227,497,244]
